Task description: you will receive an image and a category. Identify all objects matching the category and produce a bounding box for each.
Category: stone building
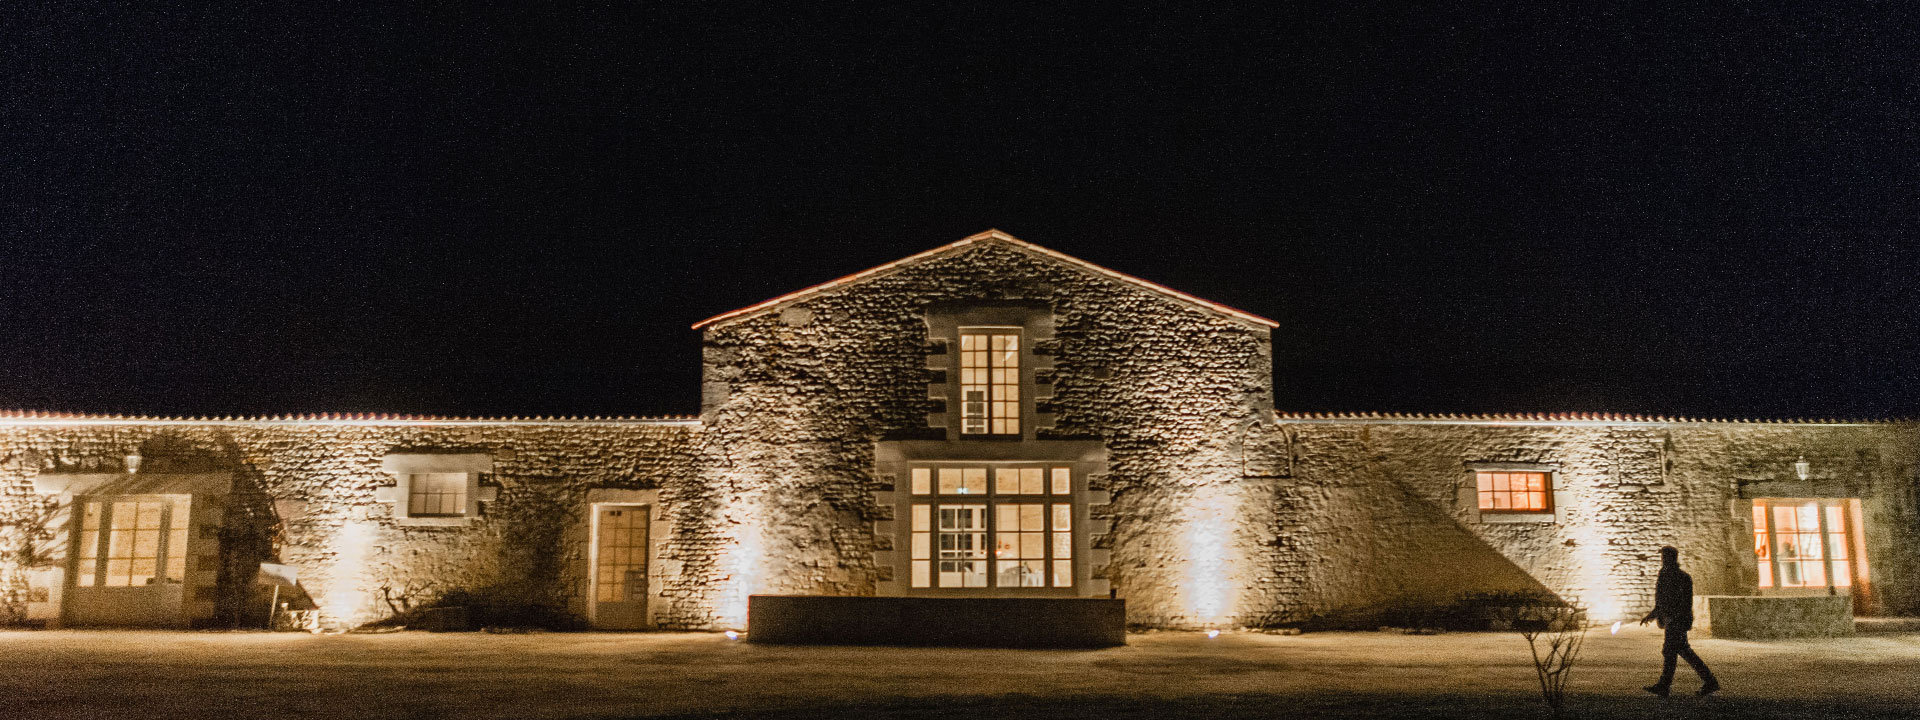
[2,230,1915,631]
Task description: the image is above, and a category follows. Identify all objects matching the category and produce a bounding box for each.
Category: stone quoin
[2,230,1916,631]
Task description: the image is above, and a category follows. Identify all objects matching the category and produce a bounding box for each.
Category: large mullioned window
[1753,498,1865,590]
[958,329,1021,435]
[73,497,190,588]
[908,465,1073,590]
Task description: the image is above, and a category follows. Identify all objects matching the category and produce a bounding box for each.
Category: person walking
[1639,546,1720,696]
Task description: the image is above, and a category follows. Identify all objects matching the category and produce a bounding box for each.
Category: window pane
[1053,531,1072,559]
[83,502,102,531]
[963,468,986,495]
[912,504,930,532]
[1756,558,1772,588]
[134,529,159,557]
[1799,560,1826,587]
[1020,504,1044,531]
[1052,504,1071,531]
[137,502,163,529]
[938,469,961,495]
[1051,468,1071,495]
[1053,559,1072,587]
[995,468,1018,495]
[911,533,930,560]
[1021,468,1043,495]
[78,530,99,560]
[1020,533,1043,558]
[911,561,930,588]
[105,559,131,586]
[997,504,1019,533]
[912,468,931,495]
[1477,473,1493,494]
[1832,560,1851,588]
[1773,505,1798,534]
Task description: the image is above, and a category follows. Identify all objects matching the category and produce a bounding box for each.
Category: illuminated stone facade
[2,231,1917,630]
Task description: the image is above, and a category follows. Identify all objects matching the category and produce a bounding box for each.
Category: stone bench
[746,595,1127,648]
[1698,595,1853,639]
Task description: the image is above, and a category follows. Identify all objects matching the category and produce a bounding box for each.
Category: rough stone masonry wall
[0,422,694,627]
[689,241,1278,628]
[1270,421,1920,625]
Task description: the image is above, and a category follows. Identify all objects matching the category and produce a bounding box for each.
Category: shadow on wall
[363,481,591,631]
[1290,470,1562,630]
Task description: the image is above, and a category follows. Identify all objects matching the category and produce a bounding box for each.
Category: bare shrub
[1501,600,1589,719]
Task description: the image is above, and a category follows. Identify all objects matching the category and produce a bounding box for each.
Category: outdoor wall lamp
[1794,455,1810,481]
[125,452,142,474]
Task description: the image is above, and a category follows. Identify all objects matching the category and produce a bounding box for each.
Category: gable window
[908,465,1073,590]
[959,329,1021,435]
[407,473,469,517]
[73,496,191,587]
[1477,471,1551,512]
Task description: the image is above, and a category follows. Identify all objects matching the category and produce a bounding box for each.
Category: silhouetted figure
[1639,546,1720,696]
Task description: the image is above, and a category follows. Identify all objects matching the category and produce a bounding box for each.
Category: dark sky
[5,4,1918,419]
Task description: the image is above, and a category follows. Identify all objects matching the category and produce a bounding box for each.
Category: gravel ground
[1,625,1915,719]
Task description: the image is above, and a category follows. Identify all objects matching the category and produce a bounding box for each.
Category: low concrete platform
[1858,617,1920,634]
[1701,595,1852,639]
[746,594,1126,647]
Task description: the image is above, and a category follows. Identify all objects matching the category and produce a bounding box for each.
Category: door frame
[581,489,666,629]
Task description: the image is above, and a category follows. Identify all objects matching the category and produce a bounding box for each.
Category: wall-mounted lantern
[1794,455,1810,482]
[125,453,143,474]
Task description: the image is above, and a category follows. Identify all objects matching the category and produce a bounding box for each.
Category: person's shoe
[1644,684,1671,697]
[1697,681,1721,696]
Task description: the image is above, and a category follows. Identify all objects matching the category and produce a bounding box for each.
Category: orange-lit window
[1753,498,1863,591]
[908,465,1073,590]
[959,330,1020,435]
[73,496,190,588]
[1477,472,1550,512]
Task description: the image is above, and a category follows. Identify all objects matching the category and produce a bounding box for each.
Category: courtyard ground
[1,625,1915,719]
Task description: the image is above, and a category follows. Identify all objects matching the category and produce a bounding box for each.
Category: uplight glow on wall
[1182,482,1243,627]
[320,521,377,627]
[714,495,769,629]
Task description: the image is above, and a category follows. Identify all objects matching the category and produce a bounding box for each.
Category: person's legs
[1678,643,1720,693]
[1646,625,1684,694]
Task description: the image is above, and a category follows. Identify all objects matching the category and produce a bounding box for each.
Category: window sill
[1478,511,1556,524]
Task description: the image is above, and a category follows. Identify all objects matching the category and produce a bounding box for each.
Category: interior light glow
[1207,629,1220,639]
[724,630,740,640]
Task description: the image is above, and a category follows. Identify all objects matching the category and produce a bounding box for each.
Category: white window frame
[376,453,496,526]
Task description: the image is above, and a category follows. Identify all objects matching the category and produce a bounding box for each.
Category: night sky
[6,5,1917,419]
